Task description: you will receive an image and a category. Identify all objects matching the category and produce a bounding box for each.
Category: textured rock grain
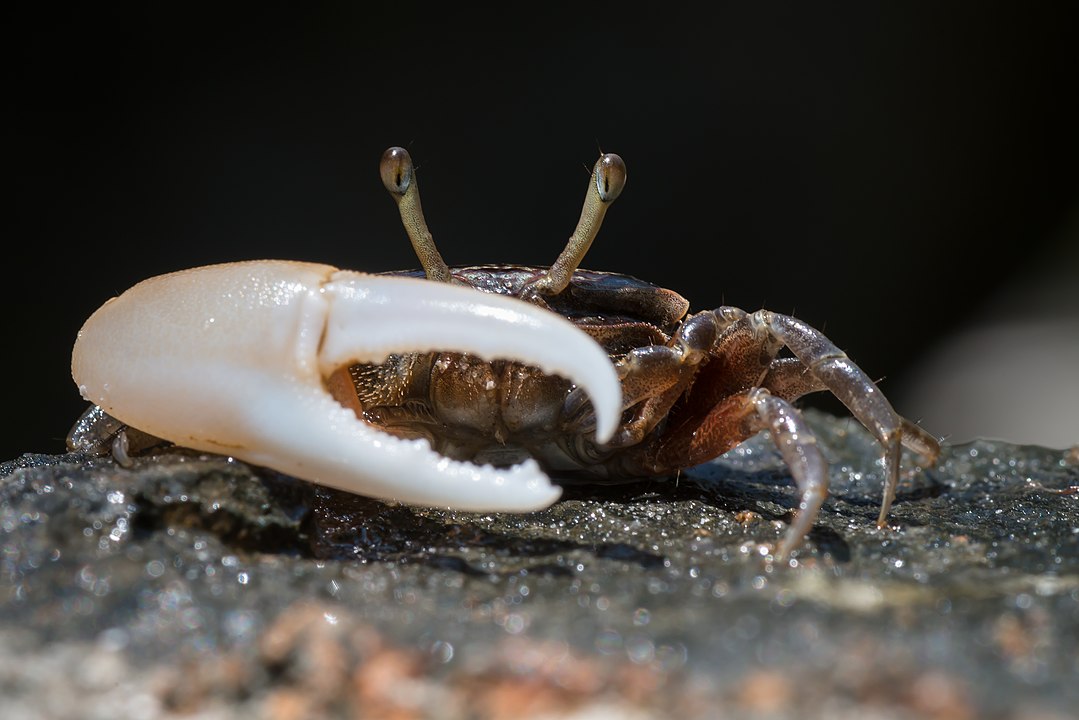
[2,410,1077,719]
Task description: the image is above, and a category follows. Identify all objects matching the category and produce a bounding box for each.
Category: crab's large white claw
[71,260,620,511]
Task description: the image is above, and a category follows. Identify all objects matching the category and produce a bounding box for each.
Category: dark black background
[7,4,1077,459]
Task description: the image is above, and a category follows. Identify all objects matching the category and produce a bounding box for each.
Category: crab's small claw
[71,260,620,511]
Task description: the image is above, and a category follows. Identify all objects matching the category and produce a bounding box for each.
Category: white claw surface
[71,260,621,511]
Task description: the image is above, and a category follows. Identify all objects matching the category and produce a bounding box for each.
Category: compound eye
[594,153,626,203]
[380,147,414,196]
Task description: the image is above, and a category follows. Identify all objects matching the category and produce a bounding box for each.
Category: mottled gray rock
[2,410,1077,719]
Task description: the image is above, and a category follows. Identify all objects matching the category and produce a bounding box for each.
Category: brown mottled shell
[389,266,691,355]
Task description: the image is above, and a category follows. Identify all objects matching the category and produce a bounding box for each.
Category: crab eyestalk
[380,146,452,283]
[528,152,627,297]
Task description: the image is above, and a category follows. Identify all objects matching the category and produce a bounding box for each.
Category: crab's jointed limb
[71,260,621,511]
[567,303,941,556]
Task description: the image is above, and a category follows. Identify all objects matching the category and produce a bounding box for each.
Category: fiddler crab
[69,146,940,558]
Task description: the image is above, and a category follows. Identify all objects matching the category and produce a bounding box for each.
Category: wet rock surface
[2,410,1077,719]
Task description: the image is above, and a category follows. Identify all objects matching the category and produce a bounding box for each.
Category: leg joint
[675,313,720,360]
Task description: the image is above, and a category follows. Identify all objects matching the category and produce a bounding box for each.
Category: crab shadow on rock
[300,433,951,572]
[47,387,1079,581]
[68,421,952,575]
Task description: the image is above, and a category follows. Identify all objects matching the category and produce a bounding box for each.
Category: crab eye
[380,147,414,196]
[594,153,626,203]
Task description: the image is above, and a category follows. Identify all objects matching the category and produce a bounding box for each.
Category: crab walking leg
[762,361,941,464]
[715,306,926,525]
[748,389,830,559]
[72,260,620,511]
